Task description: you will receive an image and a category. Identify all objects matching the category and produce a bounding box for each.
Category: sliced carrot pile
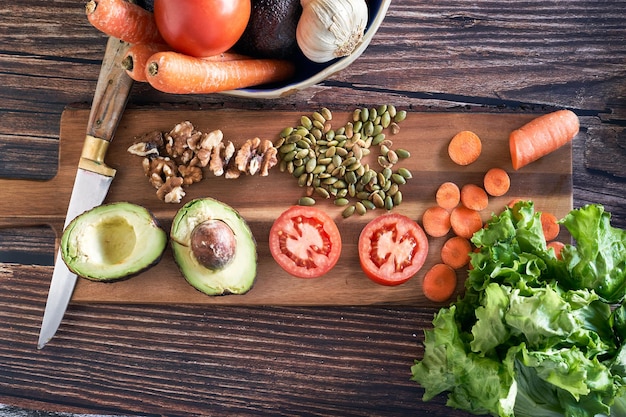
[422,263,458,302]
[441,236,472,269]
[450,206,483,239]
[422,206,451,238]
[460,184,489,211]
[547,240,566,260]
[483,167,511,197]
[541,211,560,241]
[448,130,482,166]
[436,181,461,209]
[509,109,579,170]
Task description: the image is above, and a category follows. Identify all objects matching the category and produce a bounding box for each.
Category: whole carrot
[145,51,296,94]
[86,0,165,45]
[121,43,169,82]
[509,109,579,170]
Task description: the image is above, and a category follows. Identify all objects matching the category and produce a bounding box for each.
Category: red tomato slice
[269,206,342,278]
[358,213,429,286]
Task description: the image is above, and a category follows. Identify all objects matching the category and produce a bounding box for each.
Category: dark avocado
[234,0,302,59]
[60,202,167,282]
[170,198,257,295]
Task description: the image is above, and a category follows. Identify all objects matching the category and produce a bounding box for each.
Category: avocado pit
[191,220,236,270]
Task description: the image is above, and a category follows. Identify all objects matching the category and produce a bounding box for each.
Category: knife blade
[37,37,134,349]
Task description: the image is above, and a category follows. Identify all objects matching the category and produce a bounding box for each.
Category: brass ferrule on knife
[78,135,116,177]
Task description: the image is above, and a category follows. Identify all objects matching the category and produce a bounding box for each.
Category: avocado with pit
[60,202,167,281]
[170,198,257,295]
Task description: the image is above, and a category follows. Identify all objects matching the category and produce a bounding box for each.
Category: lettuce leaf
[411,202,626,417]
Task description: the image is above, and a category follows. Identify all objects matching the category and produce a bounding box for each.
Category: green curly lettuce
[411,202,626,417]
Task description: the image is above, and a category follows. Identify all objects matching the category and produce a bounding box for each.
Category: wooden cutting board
[0,108,573,305]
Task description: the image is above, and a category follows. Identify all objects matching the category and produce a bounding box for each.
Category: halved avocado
[170,198,257,295]
[60,202,167,282]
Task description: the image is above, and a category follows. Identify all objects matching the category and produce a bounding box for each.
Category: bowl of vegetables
[87,0,392,99]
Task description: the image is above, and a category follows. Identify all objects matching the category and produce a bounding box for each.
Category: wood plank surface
[0,108,572,306]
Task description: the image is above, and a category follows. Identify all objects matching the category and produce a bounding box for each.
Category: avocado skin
[60,202,167,282]
[234,0,302,59]
[170,198,257,296]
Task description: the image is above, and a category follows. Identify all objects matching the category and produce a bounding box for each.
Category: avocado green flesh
[60,202,167,281]
[170,198,257,295]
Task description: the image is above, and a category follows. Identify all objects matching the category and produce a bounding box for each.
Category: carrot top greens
[412,201,626,417]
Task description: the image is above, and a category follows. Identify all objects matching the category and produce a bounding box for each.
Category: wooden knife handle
[86,37,133,142]
[79,37,134,176]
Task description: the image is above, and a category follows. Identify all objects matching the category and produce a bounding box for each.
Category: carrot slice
[422,263,457,302]
[422,206,451,238]
[460,184,489,211]
[436,181,461,210]
[85,0,165,45]
[541,212,560,241]
[441,236,472,269]
[547,240,566,260]
[483,167,511,197]
[448,130,482,166]
[146,51,296,94]
[509,109,579,170]
[450,206,483,239]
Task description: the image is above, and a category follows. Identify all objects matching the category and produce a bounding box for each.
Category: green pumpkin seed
[361,199,376,210]
[334,197,349,206]
[387,105,397,118]
[372,193,385,208]
[355,201,367,215]
[321,107,332,121]
[396,148,411,159]
[298,196,316,206]
[391,173,406,185]
[342,205,356,218]
[394,110,407,123]
[385,195,394,211]
[360,107,369,123]
[397,167,413,179]
[393,191,403,206]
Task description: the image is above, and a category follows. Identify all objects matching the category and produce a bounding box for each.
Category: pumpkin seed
[393,191,403,206]
[387,150,399,164]
[321,107,332,121]
[355,201,367,215]
[372,193,385,208]
[394,110,407,123]
[312,111,325,124]
[360,107,369,122]
[315,187,330,199]
[334,197,349,206]
[361,199,376,210]
[298,196,316,206]
[387,105,397,118]
[342,205,356,218]
[391,173,406,185]
[397,167,413,179]
[385,195,394,210]
[396,148,411,159]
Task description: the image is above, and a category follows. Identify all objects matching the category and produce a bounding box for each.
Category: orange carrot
[422,206,451,238]
[422,263,457,302]
[507,198,527,208]
[450,206,483,239]
[122,43,170,82]
[145,51,296,94]
[509,109,579,170]
[541,211,560,241]
[441,236,472,269]
[547,240,566,260]
[460,184,489,211]
[448,130,482,166]
[483,167,511,197]
[436,181,461,210]
[85,0,165,45]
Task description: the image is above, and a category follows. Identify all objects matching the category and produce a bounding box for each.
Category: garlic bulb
[296,0,369,63]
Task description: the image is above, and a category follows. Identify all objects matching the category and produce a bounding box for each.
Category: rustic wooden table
[1,1,625,416]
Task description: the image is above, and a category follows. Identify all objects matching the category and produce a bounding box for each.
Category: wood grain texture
[0,0,624,416]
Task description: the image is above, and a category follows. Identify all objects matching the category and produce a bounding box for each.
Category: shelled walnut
[128,121,278,203]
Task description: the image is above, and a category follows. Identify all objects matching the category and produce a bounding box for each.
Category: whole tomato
[154,0,251,57]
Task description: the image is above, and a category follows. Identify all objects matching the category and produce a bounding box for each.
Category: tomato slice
[358,213,429,286]
[269,206,342,278]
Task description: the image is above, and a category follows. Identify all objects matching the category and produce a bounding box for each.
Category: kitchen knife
[37,37,134,349]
